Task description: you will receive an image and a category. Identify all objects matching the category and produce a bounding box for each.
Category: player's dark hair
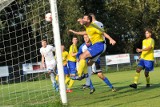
[41,39,47,42]
[84,14,92,23]
[144,28,152,34]
[72,36,77,39]
[88,15,92,23]
[61,44,65,50]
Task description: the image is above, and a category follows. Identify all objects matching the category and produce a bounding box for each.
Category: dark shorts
[63,66,69,75]
[138,59,154,72]
[88,42,106,62]
[68,61,77,74]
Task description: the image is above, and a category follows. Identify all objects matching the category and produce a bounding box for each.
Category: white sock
[50,73,55,84]
[85,66,92,86]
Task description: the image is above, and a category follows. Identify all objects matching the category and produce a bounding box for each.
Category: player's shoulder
[94,20,103,25]
[69,44,73,48]
[80,43,85,47]
[64,51,68,54]
[150,38,154,41]
[47,44,53,48]
[40,47,43,52]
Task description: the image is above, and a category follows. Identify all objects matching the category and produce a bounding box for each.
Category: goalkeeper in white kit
[40,39,58,91]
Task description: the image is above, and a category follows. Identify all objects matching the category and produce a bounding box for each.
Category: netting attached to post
[0,0,61,106]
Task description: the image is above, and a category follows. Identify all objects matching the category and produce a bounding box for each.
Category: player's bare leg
[144,71,150,87]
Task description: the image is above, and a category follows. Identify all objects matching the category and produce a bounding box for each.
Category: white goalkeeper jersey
[40,45,56,62]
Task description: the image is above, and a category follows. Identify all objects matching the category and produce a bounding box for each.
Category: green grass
[1,67,160,107]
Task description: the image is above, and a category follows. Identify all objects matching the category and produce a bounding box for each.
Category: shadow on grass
[73,83,160,107]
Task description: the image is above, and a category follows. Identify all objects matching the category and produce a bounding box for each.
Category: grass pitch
[0,67,160,107]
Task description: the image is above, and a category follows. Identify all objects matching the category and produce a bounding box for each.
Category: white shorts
[46,60,56,71]
[92,63,101,74]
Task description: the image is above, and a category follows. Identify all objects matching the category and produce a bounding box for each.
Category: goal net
[0,0,64,106]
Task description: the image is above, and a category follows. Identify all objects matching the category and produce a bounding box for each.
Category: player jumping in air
[130,28,155,89]
[40,39,58,91]
[69,14,116,80]
[80,13,116,92]
[67,37,78,93]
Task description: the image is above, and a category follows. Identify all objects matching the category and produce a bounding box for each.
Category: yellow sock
[55,75,58,82]
[68,79,74,89]
[78,59,86,77]
[134,72,140,84]
[146,76,150,84]
[65,76,70,84]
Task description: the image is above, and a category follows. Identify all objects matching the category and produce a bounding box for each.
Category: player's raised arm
[69,29,87,35]
[103,32,116,45]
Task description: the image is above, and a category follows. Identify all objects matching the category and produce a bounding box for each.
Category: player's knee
[144,72,149,77]
[136,68,141,73]
[87,60,94,66]
[97,73,104,79]
[70,74,75,77]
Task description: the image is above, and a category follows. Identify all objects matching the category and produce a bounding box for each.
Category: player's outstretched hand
[77,18,83,25]
[136,48,142,53]
[69,29,74,33]
[110,39,116,45]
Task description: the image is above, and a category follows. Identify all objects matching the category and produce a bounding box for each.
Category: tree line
[0,0,160,66]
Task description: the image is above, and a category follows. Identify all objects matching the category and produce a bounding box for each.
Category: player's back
[141,38,155,61]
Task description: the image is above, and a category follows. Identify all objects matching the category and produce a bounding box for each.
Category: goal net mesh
[0,0,61,106]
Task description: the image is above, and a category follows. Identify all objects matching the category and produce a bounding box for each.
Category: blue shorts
[138,59,154,72]
[63,66,69,75]
[88,42,106,61]
[68,61,77,75]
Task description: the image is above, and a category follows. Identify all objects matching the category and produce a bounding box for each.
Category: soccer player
[77,34,95,94]
[69,14,116,80]
[61,45,70,84]
[67,37,78,92]
[86,13,116,92]
[130,28,155,89]
[40,39,58,91]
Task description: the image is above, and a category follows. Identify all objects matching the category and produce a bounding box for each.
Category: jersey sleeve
[150,39,155,48]
[51,46,56,51]
[69,45,72,54]
[40,48,43,55]
[76,44,83,60]
[65,52,69,60]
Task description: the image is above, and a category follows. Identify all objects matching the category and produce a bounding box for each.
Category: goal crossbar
[0,0,15,11]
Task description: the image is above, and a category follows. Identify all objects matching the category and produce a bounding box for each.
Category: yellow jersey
[141,38,155,61]
[62,51,68,65]
[68,44,78,62]
[85,23,104,44]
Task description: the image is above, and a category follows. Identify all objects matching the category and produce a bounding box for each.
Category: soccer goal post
[49,0,67,105]
[0,0,15,11]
